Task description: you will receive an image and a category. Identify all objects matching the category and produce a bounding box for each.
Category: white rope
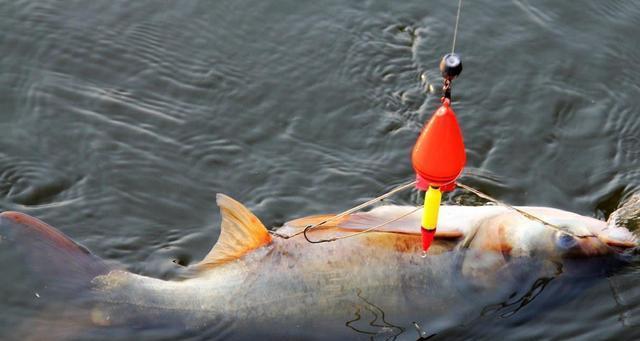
[270,181,416,240]
[451,0,464,53]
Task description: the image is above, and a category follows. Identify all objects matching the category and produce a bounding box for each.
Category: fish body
[0,194,636,339]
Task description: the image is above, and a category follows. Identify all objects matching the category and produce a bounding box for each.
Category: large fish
[0,194,637,340]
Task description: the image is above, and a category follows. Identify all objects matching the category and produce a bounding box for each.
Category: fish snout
[556,231,632,257]
[597,227,638,251]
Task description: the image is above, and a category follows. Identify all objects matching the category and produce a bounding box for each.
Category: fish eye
[555,232,578,249]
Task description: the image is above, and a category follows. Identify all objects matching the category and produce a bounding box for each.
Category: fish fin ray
[278,206,462,238]
[286,214,342,228]
[197,194,272,269]
[0,211,110,293]
[274,214,347,236]
[339,208,463,238]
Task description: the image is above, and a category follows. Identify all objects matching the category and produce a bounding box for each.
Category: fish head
[465,207,637,261]
[459,208,637,287]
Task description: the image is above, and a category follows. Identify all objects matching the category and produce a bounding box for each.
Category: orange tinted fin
[277,208,463,239]
[196,194,272,270]
[286,214,343,228]
[339,209,463,239]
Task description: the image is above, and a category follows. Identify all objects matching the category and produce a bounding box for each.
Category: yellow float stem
[421,186,442,230]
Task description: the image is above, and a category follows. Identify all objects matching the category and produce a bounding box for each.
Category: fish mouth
[560,233,636,258]
[597,234,638,250]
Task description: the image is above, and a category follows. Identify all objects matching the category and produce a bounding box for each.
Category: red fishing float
[411,53,466,253]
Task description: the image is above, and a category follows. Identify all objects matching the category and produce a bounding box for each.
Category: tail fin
[0,211,110,292]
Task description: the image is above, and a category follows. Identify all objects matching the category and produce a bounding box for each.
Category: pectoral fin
[196,194,272,270]
[280,205,463,239]
[340,209,463,238]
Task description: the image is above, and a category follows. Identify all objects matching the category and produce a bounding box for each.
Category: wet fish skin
[0,195,636,339]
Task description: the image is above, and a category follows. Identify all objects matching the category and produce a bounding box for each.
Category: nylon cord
[269,181,416,240]
[455,182,592,238]
[451,0,464,54]
[271,1,599,244]
[269,179,592,243]
[303,206,422,244]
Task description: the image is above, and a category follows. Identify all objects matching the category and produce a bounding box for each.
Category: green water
[0,1,639,339]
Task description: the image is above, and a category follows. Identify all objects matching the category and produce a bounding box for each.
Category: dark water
[0,0,639,340]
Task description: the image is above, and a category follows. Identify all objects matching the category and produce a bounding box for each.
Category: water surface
[0,0,639,340]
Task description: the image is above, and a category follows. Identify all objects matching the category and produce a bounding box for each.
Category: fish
[0,194,637,340]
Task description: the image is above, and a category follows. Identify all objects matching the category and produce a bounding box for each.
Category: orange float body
[411,97,466,252]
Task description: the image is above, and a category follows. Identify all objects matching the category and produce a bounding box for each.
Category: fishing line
[455,182,591,238]
[281,0,595,244]
[451,0,464,54]
[302,206,422,244]
[274,180,589,243]
[308,180,416,227]
[269,181,416,240]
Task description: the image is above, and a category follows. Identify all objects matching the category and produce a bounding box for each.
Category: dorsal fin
[196,194,272,269]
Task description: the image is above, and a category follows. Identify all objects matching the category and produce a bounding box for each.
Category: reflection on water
[480,276,555,319]
[345,289,405,340]
[0,0,639,339]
